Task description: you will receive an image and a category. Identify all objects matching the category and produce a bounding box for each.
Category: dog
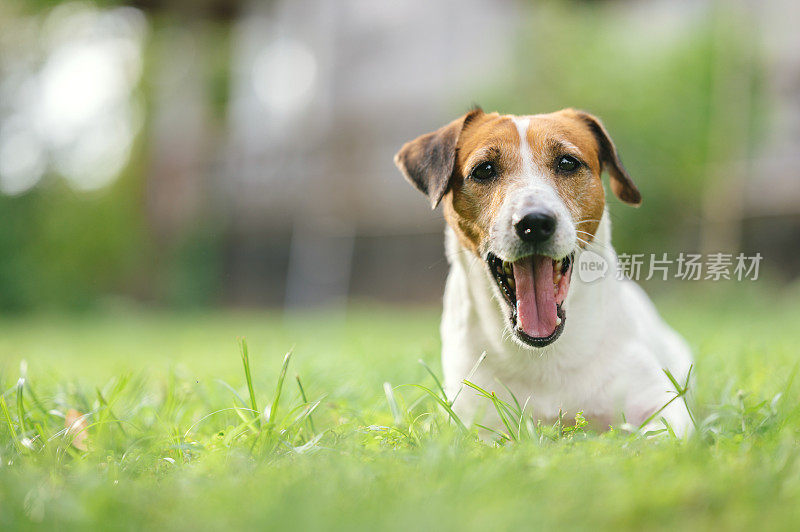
[394,108,693,436]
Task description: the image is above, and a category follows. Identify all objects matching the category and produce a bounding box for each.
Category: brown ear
[394,108,483,209]
[577,111,642,207]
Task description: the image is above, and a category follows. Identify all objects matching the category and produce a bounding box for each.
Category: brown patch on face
[441,109,610,255]
[526,110,607,245]
[442,113,522,253]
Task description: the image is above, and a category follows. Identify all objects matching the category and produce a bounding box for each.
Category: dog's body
[441,217,692,433]
[395,109,693,435]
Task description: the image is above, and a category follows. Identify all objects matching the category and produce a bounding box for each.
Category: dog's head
[394,108,640,348]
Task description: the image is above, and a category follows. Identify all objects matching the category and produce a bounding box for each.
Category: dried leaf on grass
[65,409,89,451]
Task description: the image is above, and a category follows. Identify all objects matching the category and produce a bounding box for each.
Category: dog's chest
[469,342,618,422]
[440,241,624,424]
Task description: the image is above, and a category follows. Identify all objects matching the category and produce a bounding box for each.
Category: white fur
[441,212,693,436]
[514,118,534,174]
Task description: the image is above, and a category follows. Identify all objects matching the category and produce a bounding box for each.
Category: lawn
[1,285,800,531]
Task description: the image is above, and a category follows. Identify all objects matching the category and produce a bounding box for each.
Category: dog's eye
[470,162,497,181]
[556,155,580,173]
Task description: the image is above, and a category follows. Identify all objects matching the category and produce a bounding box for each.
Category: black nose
[515,211,556,243]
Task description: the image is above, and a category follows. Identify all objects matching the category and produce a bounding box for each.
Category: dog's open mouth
[487,252,574,347]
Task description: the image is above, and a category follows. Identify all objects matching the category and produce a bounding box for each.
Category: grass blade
[475,423,512,442]
[24,378,50,418]
[638,393,681,433]
[215,379,249,407]
[662,366,683,391]
[0,394,23,453]
[400,383,468,434]
[418,359,448,403]
[295,375,316,433]
[463,380,518,441]
[238,338,259,427]
[16,378,26,435]
[451,351,486,407]
[651,365,695,433]
[267,349,293,428]
[496,379,522,416]
[384,382,403,425]
[232,404,261,433]
[96,386,128,438]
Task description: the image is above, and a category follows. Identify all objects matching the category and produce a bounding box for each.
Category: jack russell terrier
[394,108,693,436]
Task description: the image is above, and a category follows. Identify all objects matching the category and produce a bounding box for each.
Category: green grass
[2,286,800,531]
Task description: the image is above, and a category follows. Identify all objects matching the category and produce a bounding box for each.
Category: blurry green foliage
[0,4,229,311]
[163,222,225,307]
[0,1,766,310]
[0,173,147,310]
[479,1,762,253]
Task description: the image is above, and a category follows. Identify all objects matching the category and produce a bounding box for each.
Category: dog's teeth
[556,317,562,326]
[508,277,515,289]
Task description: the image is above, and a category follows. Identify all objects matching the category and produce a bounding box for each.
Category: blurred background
[0,0,798,313]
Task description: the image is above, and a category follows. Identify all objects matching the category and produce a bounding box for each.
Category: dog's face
[395,108,640,348]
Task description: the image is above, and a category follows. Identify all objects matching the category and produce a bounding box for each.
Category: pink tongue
[513,256,557,338]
